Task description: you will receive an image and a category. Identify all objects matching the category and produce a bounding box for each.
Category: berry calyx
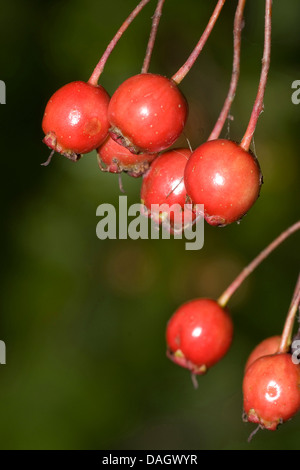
[244,336,281,372]
[97,136,157,177]
[42,81,110,162]
[243,353,300,431]
[166,298,233,375]
[141,148,193,228]
[108,73,188,154]
[184,139,262,226]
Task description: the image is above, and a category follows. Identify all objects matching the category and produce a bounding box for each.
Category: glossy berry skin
[243,353,300,431]
[166,299,233,375]
[245,336,281,372]
[184,139,262,226]
[42,81,110,161]
[97,136,157,177]
[108,73,188,154]
[141,148,193,228]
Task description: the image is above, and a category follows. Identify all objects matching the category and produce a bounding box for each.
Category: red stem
[278,274,300,354]
[240,0,272,151]
[218,221,300,308]
[208,0,246,141]
[88,0,152,86]
[171,0,226,85]
[141,0,166,74]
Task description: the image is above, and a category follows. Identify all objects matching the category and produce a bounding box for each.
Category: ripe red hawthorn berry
[141,148,194,229]
[243,353,300,431]
[108,73,188,154]
[97,136,157,177]
[42,81,110,161]
[184,139,262,226]
[244,335,281,372]
[166,298,233,375]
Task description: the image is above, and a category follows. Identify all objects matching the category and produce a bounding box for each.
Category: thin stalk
[278,274,300,354]
[240,0,272,151]
[208,0,246,141]
[218,221,300,308]
[88,0,152,86]
[141,0,166,73]
[171,0,226,85]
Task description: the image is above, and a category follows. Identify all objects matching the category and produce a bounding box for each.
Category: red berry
[42,81,110,161]
[184,139,262,226]
[141,148,194,228]
[245,336,281,372]
[97,136,157,177]
[166,298,233,375]
[243,353,300,431]
[108,73,188,154]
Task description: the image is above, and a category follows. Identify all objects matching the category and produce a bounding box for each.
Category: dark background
[0,0,299,450]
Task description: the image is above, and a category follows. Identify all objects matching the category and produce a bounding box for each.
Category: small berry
[245,336,281,372]
[141,148,194,229]
[42,81,110,161]
[243,353,300,431]
[184,139,262,226]
[108,73,188,154]
[166,298,233,375]
[97,136,157,177]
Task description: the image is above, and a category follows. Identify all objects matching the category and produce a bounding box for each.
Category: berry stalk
[208,0,246,141]
[141,0,166,73]
[278,274,300,354]
[88,0,152,86]
[240,0,272,151]
[218,221,300,307]
[171,0,226,85]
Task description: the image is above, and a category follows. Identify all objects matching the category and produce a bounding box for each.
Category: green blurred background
[0,0,299,450]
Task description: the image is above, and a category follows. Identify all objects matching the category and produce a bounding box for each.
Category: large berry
[184,139,262,226]
[141,148,193,229]
[42,81,110,161]
[166,298,233,375]
[97,136,157,177]
[108,73,188,154]
[243,353,300,431]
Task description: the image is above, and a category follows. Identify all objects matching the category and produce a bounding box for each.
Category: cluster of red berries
[41,0,300,440]
[42,0,264,229]
[42,74,262,228]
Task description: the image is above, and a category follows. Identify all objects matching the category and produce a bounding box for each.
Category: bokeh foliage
[0,0,299,449]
